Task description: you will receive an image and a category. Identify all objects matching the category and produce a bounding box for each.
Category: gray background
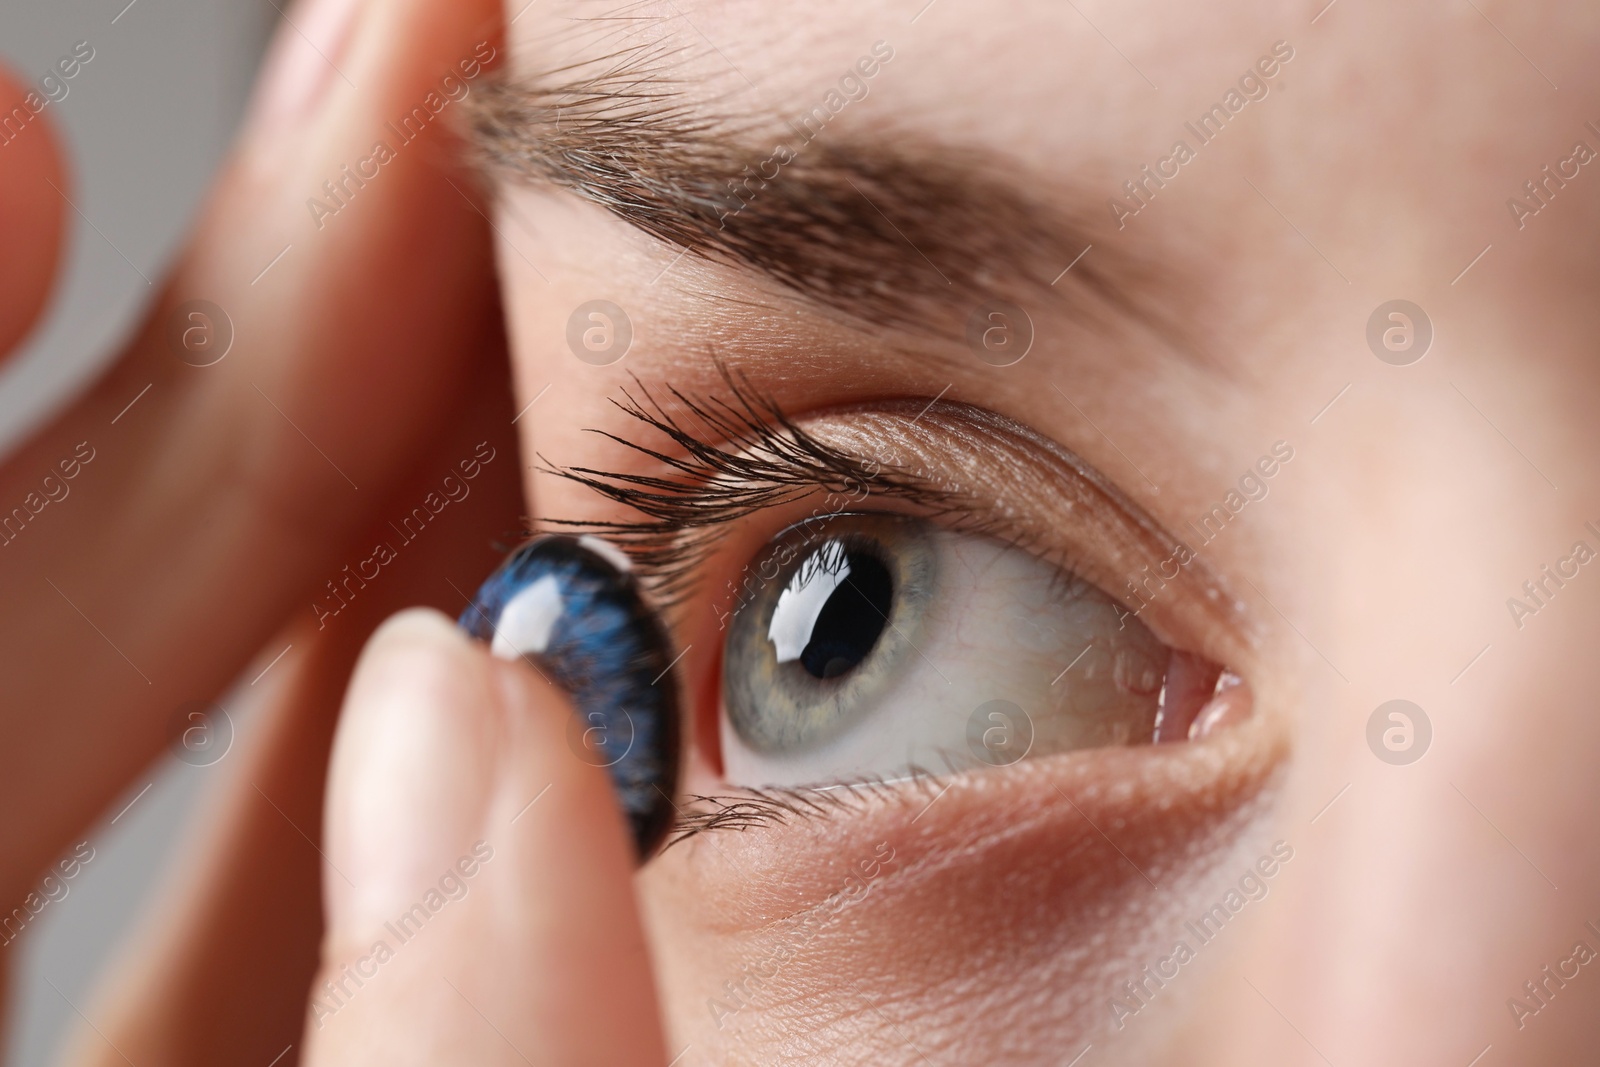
[0,1,274,1063]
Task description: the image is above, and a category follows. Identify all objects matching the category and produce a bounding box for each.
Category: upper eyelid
[533,371,1247,663]
[836,401,1253,651]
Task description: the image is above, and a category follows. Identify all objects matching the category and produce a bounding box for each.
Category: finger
[0,0,505,899]
[54,382,522,1067]
[0,62,67,358]
[53,619,338,1067]
[304,610,668,1066]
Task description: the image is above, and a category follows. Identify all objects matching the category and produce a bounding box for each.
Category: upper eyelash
[792,538,851,587]
[535,365,974,607]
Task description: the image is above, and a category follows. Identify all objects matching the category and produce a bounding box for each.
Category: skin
[0,0,1594,1064]
[491,2,1600,1062]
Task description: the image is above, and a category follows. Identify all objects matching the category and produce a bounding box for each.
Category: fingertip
[360,605,471,662]
[326,606,496,948]
[0,63,68,359]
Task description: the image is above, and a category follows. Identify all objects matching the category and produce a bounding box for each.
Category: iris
[723,513,938,758]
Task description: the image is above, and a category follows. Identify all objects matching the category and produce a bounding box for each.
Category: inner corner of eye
[712,511,1252,790]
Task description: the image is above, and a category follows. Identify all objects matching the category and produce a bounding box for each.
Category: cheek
[638,722,1285,1063]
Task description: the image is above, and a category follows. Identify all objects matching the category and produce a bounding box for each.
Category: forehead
[503,0,1542,161]
[496,0,1600,419]
[501,1,1591,300]
[506,1,1271,157]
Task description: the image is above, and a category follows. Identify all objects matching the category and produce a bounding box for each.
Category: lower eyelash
[667,771,951,846]
[668,791,858,843]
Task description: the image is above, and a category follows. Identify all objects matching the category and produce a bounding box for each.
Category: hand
[308,611,667,1064]
[0,0,510,914]
[57,611,669,1066]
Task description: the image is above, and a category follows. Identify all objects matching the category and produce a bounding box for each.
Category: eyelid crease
[810,402,1253,646]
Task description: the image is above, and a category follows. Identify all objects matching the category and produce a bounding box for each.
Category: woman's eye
[720,511,1230,787]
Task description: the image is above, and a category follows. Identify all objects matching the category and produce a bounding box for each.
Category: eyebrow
[465,50,1164,341]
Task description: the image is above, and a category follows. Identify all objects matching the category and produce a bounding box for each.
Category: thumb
[305,609,668,1066]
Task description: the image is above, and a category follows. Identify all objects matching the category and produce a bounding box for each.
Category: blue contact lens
[458,535,681,861]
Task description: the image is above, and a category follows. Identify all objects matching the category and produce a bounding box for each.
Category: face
[477,2,1600,1062]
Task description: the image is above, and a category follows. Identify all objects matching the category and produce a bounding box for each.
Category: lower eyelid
[655,714,1290,1041]
[676,681,1268,837]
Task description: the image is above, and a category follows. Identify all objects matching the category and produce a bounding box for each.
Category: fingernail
[459,535,683,862]
[325,608,495,942]
[247,0,365,132]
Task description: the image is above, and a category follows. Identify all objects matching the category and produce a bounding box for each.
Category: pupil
[799,551,893,680]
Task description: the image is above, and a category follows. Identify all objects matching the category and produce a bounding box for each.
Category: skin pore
[486,0,1600,1064]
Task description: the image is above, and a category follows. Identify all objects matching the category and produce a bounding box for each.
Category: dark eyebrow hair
[464,44,1168,342]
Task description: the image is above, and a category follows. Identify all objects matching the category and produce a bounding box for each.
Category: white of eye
[491,575,565,659]
[767,540,851,663]
[724,529,1170,788]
